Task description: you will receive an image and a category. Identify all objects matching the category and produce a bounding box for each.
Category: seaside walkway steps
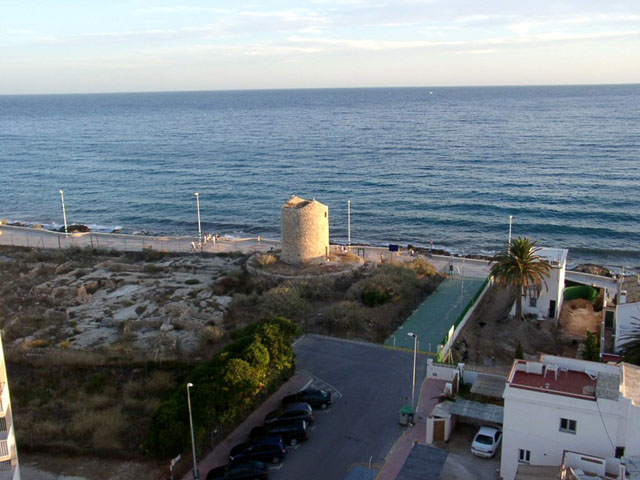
[385,276,487,353]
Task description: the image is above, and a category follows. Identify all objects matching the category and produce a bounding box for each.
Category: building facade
[281,196,329,265]
[516,247,568,322]
[501,354,640,480]
[0,335,19,480]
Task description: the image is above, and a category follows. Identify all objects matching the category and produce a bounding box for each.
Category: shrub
[261,284,309,320]
[143,264,164,274]
[256,253,277,268]
[144,318,299,458]
[141,246,166,262]
[406,257,437,278]
[361,288,390,307]
[26,338,50,349]
[185,279,200,285]
[85,371,110,394]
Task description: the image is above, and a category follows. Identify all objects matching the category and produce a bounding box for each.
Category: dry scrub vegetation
[7,354,188,456]
[0,245,442,464]
[228,257,443,342]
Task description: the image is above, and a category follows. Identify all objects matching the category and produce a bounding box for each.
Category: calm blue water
[1,85,639,270]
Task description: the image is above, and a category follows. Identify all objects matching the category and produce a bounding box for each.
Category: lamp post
[347,200,351,250]
[508,215,513,248]
[186,383,199,479]
[194,193,202,249]
[408,332,418,413]
[59,189,68,238]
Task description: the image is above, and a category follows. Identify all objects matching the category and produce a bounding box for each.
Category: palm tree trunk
[516,283,523,320]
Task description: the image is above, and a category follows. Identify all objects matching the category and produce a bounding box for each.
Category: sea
[1,85,639,271]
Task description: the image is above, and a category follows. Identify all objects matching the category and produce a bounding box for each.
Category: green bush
[185,279,200,285]
[261,284,309,320]
[361,288,390,307]
[143,317,299,459]
[143,264,164,274]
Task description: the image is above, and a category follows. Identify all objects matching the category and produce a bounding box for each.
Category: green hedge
[563,285,599,303]
[143,317,299,459]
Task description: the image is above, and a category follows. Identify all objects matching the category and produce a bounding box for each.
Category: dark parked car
[264,402,314,425]
[282,389,332,410]
[249,419,309,446]
[229,437,286,464]
[206,461,269,480]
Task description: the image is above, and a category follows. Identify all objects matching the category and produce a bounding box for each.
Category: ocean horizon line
[2,82,640,97]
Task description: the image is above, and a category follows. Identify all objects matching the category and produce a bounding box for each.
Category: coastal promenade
[0,224,491,276]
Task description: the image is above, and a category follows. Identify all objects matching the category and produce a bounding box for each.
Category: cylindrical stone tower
[281,196,329,265]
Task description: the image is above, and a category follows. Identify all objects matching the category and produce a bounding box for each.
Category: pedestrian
[257,235,261,244]
[191,241,196,251]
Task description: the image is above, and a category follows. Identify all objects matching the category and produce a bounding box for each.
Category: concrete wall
[281,197,329,265]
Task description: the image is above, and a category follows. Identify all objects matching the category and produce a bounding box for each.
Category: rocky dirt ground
[0,247,244,359]
[452,283,601,366]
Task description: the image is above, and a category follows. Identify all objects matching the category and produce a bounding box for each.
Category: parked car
[282,389,332,410]
[206,461,269,480]
[471,426,502,458]
[229,437,286,464]
[264,402,314,425]
[249,419,309,446]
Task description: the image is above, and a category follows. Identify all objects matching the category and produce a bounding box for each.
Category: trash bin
[399,405,414,426]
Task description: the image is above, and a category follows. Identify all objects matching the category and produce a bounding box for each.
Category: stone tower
[281,196,329,265]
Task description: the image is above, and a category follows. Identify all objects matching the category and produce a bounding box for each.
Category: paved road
[270,336,428,480]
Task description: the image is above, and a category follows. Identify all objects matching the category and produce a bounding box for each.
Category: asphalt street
[269,335,428,480]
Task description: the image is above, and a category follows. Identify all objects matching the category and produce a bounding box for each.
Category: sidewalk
[181,372,312,480]
[376,377,447,480]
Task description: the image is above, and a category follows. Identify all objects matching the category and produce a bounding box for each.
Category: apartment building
[501,354,640,480]
[0,335,19,480]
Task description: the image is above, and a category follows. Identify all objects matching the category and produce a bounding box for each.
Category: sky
[1,0,639,94]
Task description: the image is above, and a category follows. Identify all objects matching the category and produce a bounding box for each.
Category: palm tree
[490,237,552,320]
[620,320,640,365]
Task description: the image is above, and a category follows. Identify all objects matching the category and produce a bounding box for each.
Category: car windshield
[475,434,494,445]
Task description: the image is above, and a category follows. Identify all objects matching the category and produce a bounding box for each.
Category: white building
[514,247,568,322]
[501,354,640,480]
[0,335,19,480]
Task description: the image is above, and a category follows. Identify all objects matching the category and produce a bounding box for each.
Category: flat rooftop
[507,356,622,401]
[537,247,569,266]
[510,362,597,400]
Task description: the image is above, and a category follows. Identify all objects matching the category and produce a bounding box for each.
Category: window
[560,418,577,433]
[518,449,531,464]
[530,297,537,307]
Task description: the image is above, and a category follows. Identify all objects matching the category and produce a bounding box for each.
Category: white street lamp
[186,383,199,480]
[407,332,418,413]
[59,189,68,238]
[508,215,513,248]
[194,193,202,249]
[347,200,351,250]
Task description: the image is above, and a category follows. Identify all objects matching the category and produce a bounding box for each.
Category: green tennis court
[385,276,487,353]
